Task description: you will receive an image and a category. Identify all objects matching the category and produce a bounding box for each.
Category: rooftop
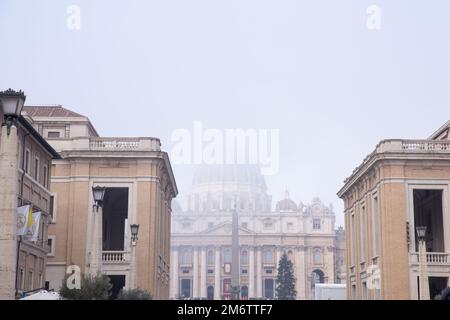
[23,105,86,118]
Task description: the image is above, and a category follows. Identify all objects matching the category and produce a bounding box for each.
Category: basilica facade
[170,165,345,300]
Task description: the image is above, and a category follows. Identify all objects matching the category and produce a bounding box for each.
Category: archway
[241,285,248,300]
[207,286,214,300]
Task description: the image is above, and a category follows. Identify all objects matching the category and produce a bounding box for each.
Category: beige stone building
[0,92,60,299]
[170,164,345,300]
[23,105,178,299]
[338,121,450,300]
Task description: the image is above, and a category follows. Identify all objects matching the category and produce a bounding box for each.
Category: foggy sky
[1,0,450,227]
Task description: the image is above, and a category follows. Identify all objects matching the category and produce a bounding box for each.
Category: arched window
[311,269,325,287]
[241,286,249,299]
[181,248,192,265]
[313,248,322,265]
[207,250,214,266]
[241,250,248,265]
[207,286,214,300]
[287,250,294,262]
[223,247,232,263]
[263,248,274,264]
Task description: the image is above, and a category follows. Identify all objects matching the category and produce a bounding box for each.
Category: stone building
[0,92,60,299]
[338,120,450,300]
[170,164,345,300]
[22,105,178,299]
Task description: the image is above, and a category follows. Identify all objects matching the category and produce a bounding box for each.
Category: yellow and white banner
[28,211,41,242]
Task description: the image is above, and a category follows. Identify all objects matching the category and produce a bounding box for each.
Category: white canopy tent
[20,290,60,300]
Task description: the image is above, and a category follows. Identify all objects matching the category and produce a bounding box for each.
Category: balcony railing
[345,140,450,183]
[401,140,450,152]
[411,252,450,265]
[102,251,129,263]
[48,136,161,153]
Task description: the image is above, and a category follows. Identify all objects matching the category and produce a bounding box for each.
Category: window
[182,269,189,274]
[372,196,380,257]
[362,282,368,300]
[28,271,34,290]
[47,236,55,256]
[241,269,248,274]
[49,194,56,223]
[287,222,294,230]
[34,157,40,181]
[19,268,25,290]
[265,269,273,274]
[350,212,356,265]
[263,248,274,264]
[43,165,49,188]
[24,149,30,173]
[360,204,367,262]
[313,248,322,265]
[264,279,274,299]
[241,250,248,265]
[180,249,192,265]
[182,222,191,229]
[313,219,321,230]
[207,250,214,266]
[208,269,214,274]
[47,131,61,138]
[223,248,232,263]
[180,279,192,298]
[264,222,273,229]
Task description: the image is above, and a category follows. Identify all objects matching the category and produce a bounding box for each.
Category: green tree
[59,274,112,300]
[116,288,152,300]
[275,252,297,300]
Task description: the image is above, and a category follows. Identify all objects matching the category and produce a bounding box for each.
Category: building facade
[0,99,59,299]
[338,121,450,300]
[170,164,345,300]
[23,105,178,299]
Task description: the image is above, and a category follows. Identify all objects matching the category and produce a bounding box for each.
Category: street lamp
[416,226,427,241]
[89,186,106,276]
[0,89,26,135]
[0,89,25,299]
[130,224,140,289]
[130,224,140,243]
[416,226,430,300]
[92,186,106,210]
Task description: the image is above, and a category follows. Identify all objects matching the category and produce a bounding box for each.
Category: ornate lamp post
[0,89,26,300]
[130,224,139,289]
[89,186,106,276]
[416,226,430,300]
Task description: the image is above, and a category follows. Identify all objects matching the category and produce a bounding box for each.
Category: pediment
[199,221,255,235]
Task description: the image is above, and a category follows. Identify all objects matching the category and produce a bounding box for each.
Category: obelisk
[231,200,240,300]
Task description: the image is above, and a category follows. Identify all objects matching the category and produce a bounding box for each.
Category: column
[248,246,255,298]
[276,246,282,267]
[296,246,306,300]
[256,246,262,298]
[0,125,19,300]
[193,247,199,298]
[200,247,207,298]
[214,246,221,300]
[170,247,179,299]
[89,205,103,276]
